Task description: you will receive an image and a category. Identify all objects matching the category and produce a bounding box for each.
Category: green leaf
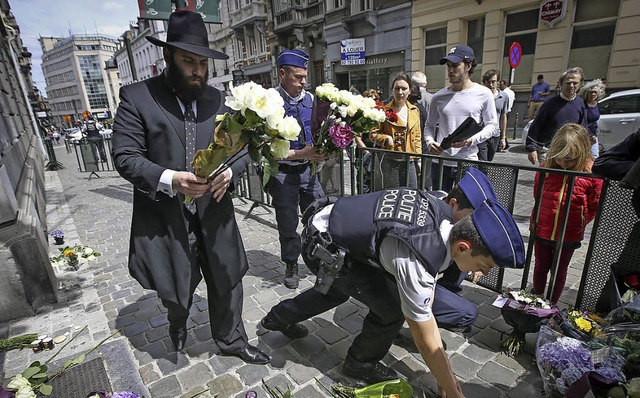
[261,161,274,187]
[39,383,53,395]
[63,353,85,369]
[32,372,49,380]
[23,365,43,379]
[227,115,244,133]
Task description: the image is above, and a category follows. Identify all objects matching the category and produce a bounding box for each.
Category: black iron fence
[234,147,635,311]
[72,137,116,178]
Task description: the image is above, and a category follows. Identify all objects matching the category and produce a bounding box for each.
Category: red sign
[539,0,567,28]
[509,42,522,69]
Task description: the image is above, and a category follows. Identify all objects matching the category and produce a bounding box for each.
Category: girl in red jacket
[531,123,603,303]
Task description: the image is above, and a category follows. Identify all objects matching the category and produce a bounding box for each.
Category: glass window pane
[425,27,447,47]
[599,96,639,115]
[571,22,615,49]
[425,46,446,66]
[505,9,538,33]
[575,0,619,22]
[467,18,485,64]
[503,32,537,56]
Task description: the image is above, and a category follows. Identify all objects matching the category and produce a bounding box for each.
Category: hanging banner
[539,0,567,28]
[138,0,221,23]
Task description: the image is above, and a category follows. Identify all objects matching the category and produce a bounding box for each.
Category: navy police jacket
[277,86,313,150]
[327,188,454,276]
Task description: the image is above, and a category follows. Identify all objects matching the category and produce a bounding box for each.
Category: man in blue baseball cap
[267,49,326,290]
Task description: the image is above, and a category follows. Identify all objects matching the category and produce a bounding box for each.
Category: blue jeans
[431,164,457,192]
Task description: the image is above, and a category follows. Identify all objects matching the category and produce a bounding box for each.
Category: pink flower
[328,123,354,149]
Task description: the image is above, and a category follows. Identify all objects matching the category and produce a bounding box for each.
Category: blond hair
[543,123,593,172]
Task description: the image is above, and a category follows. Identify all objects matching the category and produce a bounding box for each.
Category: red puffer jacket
[531,167,603,243]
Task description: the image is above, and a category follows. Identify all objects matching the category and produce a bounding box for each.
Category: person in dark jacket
[111,10,269,364]
[262,175,524,396]
[593,128,640,183]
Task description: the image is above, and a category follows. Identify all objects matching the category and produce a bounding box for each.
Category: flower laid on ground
[49,230,64,239]
[566,309,605,338]
[536,325,626,396]
[315,377,413,397]
[87,390,143,398]
[50,245,101,269]
[0,326,119,398]
[189,81,301,191]
[498,289,558,356]
[312,83,386,159]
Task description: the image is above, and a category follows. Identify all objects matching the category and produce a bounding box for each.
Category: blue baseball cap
[277,49,309,69]
[440,45,475,65]
[471,199,525,269]
[457,168,499,209]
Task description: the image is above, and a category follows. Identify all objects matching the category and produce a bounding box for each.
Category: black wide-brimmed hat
[146,10,228,60]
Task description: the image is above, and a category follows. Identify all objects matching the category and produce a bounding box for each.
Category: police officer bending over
[262,181,524,397]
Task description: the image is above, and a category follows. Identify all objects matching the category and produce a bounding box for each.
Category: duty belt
[278,162,309,174]
[306,228,346,294]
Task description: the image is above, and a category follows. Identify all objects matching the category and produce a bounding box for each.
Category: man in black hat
[112,10,269,364]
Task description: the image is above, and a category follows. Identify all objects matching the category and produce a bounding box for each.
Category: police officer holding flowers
[270,49,325,289]
[262,173,524,396]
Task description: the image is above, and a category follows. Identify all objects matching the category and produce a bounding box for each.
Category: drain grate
[47,356,112,398]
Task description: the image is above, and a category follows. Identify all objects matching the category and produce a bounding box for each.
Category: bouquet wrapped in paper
[190,82,301,192]
[311,84,386,165]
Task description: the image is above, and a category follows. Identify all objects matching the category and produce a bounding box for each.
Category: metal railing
[72,137,116,179]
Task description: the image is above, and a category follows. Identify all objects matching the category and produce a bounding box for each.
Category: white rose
[269,138,290,159]
[337,106,348,118]
[16,387,37,398]
[346,104,359,117]
[84,248,94,255]
[87,255,96,261]
[8,375,31,391]
[225,82,253,113]
[265,107,286,130]
[276,116,301,141]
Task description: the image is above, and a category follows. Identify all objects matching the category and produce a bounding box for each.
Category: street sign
[139,0,221,23]
[509,42,522,69]
[340,38,365,66]
[539,0,567,28]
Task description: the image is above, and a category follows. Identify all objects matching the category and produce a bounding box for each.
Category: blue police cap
[458,168,498,209]
[471,199,525,269]
[277,49,309,69]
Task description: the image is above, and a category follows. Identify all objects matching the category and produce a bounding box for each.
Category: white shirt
[503,87,516,113]
[424,83,499,167]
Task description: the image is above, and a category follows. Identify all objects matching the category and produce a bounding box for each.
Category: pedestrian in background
[527,74,550,120]
[111,10,269,364]
[578,79,606,158]
[370,73,422,188]
[531,123,603,303]
[270,48,325,289]
[424,44,499,191]
[83,115,106,162]
[478,69,508,161]
[498,79,515,151]
[526,67,588,165]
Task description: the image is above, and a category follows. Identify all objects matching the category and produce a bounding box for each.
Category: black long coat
[112,75,249,310]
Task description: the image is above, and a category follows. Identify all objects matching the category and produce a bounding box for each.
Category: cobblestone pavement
[1,139,591,397]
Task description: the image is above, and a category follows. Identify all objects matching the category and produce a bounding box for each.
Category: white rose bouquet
[311,83,386,161]
[190,82,300,190]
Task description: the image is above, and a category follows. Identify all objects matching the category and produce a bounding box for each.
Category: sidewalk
[0,142,567,398]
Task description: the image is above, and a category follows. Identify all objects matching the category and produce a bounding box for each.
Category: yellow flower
[575,317,592,332]
[63,249,76,257]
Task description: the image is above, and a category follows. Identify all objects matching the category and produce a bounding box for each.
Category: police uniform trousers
[161,206,248,353]
[268,164,324,264]
[269,255,405,364]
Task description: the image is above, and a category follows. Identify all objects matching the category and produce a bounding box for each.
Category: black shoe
[221,344,270,364]
[284,262,299,289]
[169,325,187,351]
[343,356,398,384]
[261,314,309,339]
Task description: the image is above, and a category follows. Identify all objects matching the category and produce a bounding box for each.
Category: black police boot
[284,262,299,289]
[343,355,398,384]
[261,314,308,339]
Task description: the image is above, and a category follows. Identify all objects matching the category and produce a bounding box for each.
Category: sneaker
[284,262,299,289]
[260,314,308,339]
[343,356,398,384]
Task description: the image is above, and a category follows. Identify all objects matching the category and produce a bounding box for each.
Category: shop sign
[341,38,366,66]
[139,0,221,23]
[539,0,567,28]
[365,57,387,65]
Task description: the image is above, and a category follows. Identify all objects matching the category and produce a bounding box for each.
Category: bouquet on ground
[50,245,101,270]
[536,325,626,397]
[495,289,559,356]
[311,84,386,165]
[190,81,301,191]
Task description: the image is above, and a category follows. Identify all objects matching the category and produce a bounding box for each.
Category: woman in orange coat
[370,73,422,188]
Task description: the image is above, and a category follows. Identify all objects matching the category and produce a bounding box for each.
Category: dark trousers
[270,258,404,363]
[87,136,106,163]
[532,240,576,304]
[162,208,247,353]
[268,166,324,264]
[477,136,500,162]
[431,164,457,192]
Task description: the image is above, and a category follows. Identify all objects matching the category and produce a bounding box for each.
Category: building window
[327,0,344,11]
[351,0,372,13]
[568,0,619,81]
[467,17,485,65]
[502,8,538,86]
[274,0,289,12]
[78,55,110,109]
[423,26,447,90]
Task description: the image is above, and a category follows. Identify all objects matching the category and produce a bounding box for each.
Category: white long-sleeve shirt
[424,83,499,167]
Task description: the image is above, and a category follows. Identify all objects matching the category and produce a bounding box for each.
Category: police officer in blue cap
[261,170,525,391]
[269,49,325,289]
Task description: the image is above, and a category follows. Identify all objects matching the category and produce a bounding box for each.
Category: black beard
[165,54,209,103]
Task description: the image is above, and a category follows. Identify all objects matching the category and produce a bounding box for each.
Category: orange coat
[370,100,422,155]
